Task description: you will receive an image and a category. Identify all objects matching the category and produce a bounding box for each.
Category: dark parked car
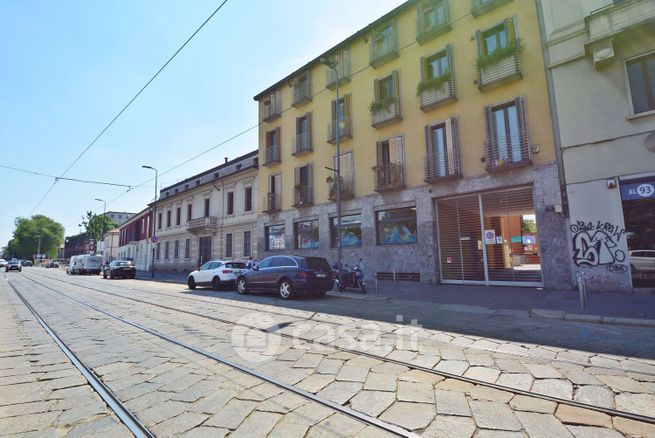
[21,260,33,267]
[236,255,334,300]
[102,260,136,279]
[46,261,58,268]
[5,259,22,272]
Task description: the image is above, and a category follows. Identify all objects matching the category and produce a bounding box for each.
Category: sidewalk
[134,270,655,327]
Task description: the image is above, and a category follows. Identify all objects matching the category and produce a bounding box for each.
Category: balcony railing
[293,185,313,207]
[187,216,219,234]
[477,52,522,90]
[328,179,354,201]
[262,97,282,122]
[265,192,281,212]
[327,117,353,144]
[471,0,512,17]
[292,133,313,155]
[419,79,456,111]
[370,34,399,68]
[326,52,352,89]
[373,163,405,192]
[416,3,451,44]
[484,131,532,172]
[424,150,462,182]
[371,100,402,128]
[586,0,655,44]
[292,80,312,107]
[264,145,281,166]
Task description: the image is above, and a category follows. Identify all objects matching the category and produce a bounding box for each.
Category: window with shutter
[374,136,405,191]
[485,97,531,171]
[371,71,402,127]
[476,17,522,89]
[425,117,461,181]
[416,0,451,44]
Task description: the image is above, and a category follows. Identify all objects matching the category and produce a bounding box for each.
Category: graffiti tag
[570,220,627,273]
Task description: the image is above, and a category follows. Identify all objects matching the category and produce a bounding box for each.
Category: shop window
[376,207,417,245]
[295,220,319,249]
[331,214,362,248]
[266,224,285,251]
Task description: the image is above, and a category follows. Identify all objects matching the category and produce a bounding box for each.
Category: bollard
[393,270,397,289]
[577,271,587,309]
[375,276,379,295]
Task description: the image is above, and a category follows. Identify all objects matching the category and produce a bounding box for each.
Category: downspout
[211,179,224,260]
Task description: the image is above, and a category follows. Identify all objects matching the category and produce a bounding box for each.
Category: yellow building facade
[254,0,571,289]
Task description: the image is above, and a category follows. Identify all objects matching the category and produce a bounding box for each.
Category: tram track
[22,271,655,427]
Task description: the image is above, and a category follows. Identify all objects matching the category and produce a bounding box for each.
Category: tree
[80,211,117,244]
[4,215,65,260]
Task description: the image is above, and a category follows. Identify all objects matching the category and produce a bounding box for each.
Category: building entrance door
[198,236,212,267]
[437,187,543,286]
[621,178,655,287]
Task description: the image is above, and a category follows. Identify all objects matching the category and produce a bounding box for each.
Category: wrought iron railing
[471,0,512,17]
[187,216,219,230]
[265,192,281,212]
[477,52,521,90]
[292,133,313,155]
[328,179,354,201]
[293,185,313,207]
[416,2,451,44]
[263,97,282,122]
[327,117,353,143]
[326,52,352,89]
[292,80,312,107]
[371,101,402,128]
[424,150,461,182]
[369,35,399,67]
[264,144,281,165]
[419,80,456,110]
[484,131,532,172]
[373,163,405,192]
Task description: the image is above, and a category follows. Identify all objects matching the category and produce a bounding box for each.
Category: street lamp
[142,165,158,279]
[94,198,106,215]
[320,55,343,284]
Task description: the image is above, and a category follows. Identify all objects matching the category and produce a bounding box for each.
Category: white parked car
[0,259,7,268]
[187,260,247,290]
[629,250,655,273]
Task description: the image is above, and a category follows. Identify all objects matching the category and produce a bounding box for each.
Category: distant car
[0,259,7,268]
[187,260,247,290]
[629,250,655,273]
[236,255,334,300]
[103,260,136,279]
[46,261,58,268]
[22,260,33,267]
[5,259,22,272]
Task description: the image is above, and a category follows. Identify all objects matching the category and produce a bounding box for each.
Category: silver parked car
[629,250,655,273]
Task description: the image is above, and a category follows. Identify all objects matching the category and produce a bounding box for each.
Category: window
[375,136,405,191]
[244,187,252,212]
[158,212,162,230]
[377,207,418,245]
[485,97,529,168]
[293,113,312,154]
[204,198,210,217]
[174,240,179,259]
[156,243,161,260]
[267,174,282,212]
[372,71,401,126]
[293,72,312,106]
[256,257,273,269]
[330,151,354,201]
[227,192,234,215]
[187,204,192,222]
[370,21,398,67]
[425,117,461,179]
[295,220,319,249]
[627,52,655,114]
[184,238,190,259]
[266,224,285,251]
[294,164,313,206]
[176,207,181,226]
[331,214,362,248]
[265,127,282,164]
[225,233,233,258]
[164,241,170,259]
[482,23,508,56]
[329,94,352,143]
[166,210,171,228]
[243,231,251,257]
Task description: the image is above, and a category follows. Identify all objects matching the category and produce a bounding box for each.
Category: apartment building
[152,151,258,273]
[103,211,136,226]
[116,208,153,271]
[539,0,655,292]
[100,228,120,264]
[254,0,571,288]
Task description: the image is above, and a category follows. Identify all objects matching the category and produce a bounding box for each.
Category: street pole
[95,198,106,216]
[36,234,41,262]
[95,198,107,261]
[142,165,158,279]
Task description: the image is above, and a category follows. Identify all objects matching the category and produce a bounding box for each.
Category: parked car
[21,260,33,267]
[629,250,655,273]
[102,260,136,279]
[46,261,58,268]
[236,255,334,300]
[187,260,247,290]
[70,255,103,275]
[0,259,7,268]
[5,259,22,272]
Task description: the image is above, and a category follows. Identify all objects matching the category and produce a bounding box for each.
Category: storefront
[436,186,542,286]
[621,177,655,287]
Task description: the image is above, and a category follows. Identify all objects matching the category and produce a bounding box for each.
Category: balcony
[483,131,532,172]
[327,117,353,144]
[477,50,522,91]
[293,185,313,208]
[418,75,456,111]
[471,0,512,18]
[373,163,405,192]
[587,0,655,44]
[326,51,351,89]
[264,192,281,213]
[292,79,312,107]
[416,3,451,44]
[371,98,402,128]
[328,179,354,201]
[264,145,281,166]
[424,151,462,182]
[187,216,219,235]
[369,34,399,68]
[262,96,282,122]
[292,133,313,155]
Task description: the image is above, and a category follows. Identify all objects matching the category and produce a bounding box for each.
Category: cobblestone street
[2,269,655,437]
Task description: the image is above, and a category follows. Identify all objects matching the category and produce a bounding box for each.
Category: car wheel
[130,273,135,279]
[212,276,221,291]
[188,276,196,290]
[109,271,114,279]
[279,279,293,300]
[103,272,107,279]
[237,277,248,294]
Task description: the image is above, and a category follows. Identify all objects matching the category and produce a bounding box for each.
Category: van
[70,255,103,275]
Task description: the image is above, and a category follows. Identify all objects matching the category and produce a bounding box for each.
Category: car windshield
[116,261,132,267]
[305,257,331,271]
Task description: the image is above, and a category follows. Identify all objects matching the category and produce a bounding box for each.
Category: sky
[0,0,406,249]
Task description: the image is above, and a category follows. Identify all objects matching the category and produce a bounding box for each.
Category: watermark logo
[231,312,282,363]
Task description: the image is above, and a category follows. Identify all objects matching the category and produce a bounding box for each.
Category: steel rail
[16,274,420,438]
[4,277,154,438]
[24,272,655,426]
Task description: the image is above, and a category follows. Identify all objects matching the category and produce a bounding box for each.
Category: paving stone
[589,356,621,368]
[316,359,342,374]
[53,403,108,427]
[596,375,647,393]
[566,425,623,437]
[573,385,615,409]
[555,404,612,428]
[296,373,335,393]
[229,411,281,437]
[335,365,369,382]
[435,389,470,416]
[463,366,500,382]
[294,353,324,368]
[349,390,396,417]
[308,413,366,437]
[268,421,309,438]
[0,411,61,435]
[531,379,573,399]
[434,360,469,375]
[125,390,174,412]
[466,353,495,367]
[284,403,333,426]
[363,372,397,392]
[469,385,513,403]
[495,359,528,373]
[181,426,229,438]
[473,431,527,438]
[399,369,444,385]
[137,400,189,425]
[436,378,475,393]
[205,398,257,429]
[397,381,435,403]
[509,395,556,414]
[612,416,655,437]
[516,411,573,437]
[495,373,533,391]
[558,368,602,385]
[0,401,55,419]
[615,393,655,417]
[354,425,398,438]
[379,401,435,431]
[524,364,563,379]
[385,349,418,362]
[440,349,467,360]
[273,367,313,385]
[469,401,521,431]
[65,415,128,437]
[422,414,476,438]
[316,381,362,405]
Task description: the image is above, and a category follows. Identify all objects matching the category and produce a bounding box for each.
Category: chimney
[224,157,228,164]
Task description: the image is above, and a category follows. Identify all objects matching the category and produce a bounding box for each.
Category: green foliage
[416,71,452,96]
[476,38,524,70]
[3,215,65,259]
[81,211,117,244]
[369,95,398,113]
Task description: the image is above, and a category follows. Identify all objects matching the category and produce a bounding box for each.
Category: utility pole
[142,165,158,278]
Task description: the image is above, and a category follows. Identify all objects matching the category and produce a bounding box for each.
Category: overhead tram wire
[0,164,132,188]
[30,0,231,214]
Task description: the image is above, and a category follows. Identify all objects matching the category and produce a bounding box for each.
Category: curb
[325,291,390,302]
[530,308,655,328]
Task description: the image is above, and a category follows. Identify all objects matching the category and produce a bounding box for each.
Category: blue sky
[0,0,405,248]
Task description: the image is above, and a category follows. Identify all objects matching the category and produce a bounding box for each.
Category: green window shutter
[484,106,495,142]
[476,29,483,57]
[392,70,400,97]
[446,43,453,75]
[420,56,427,81]
[516,96,528,137]
[374,78,380,100]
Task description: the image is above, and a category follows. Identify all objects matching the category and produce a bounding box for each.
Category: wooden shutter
[344,94,352,132]
[484,106,495,143]
[446,43,453,75]
[266,130,272,147]
[307,163,313,190]
[445,117,457,175]
[425,125,433,156]
[516,96,528,158]
[307,112,313,147]
[331,100,336,121]
[476,30,483,57]
[420,56,427,81]
[275,126,281,146]
[376,141,382,165]
[505,17,517,43]
[374,78,380,100]
[294,166,300,187]
[392,70,400,98]
[390,136,403,165]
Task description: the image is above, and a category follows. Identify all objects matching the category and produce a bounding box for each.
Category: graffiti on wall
[570,220,627,273]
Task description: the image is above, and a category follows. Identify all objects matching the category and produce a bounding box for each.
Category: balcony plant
[369,95,399,113]
[416,71,452,96]
[476,38,524,70]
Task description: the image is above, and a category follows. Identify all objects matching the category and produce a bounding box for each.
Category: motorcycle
[334,258,366,294]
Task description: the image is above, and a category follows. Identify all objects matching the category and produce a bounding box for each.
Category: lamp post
[35,234,41,262]
[142,165,158,279]
[320,55,343,284]
[94,198,106,215]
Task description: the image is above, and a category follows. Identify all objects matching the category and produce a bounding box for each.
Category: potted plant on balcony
[369,95,398,113]
[416,71,452,96]
[476,38,524,70]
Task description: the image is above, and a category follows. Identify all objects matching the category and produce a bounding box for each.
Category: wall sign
[620,180,655,201]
